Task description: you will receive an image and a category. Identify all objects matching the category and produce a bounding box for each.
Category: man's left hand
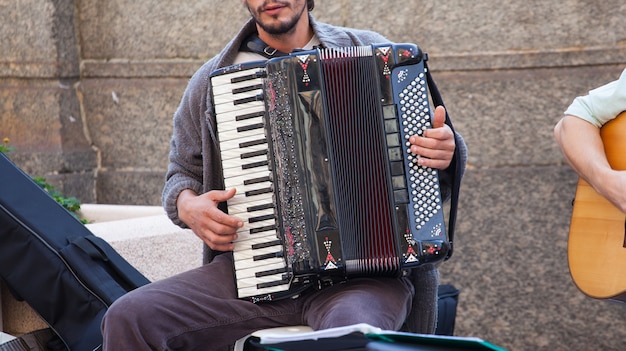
[408,105,456,170]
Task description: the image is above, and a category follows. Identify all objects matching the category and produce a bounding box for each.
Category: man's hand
[408,105,456,170]
[177,188,243,251]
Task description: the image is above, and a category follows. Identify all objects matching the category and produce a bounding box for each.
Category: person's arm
[162,64,210,228]
[554,114,626,212]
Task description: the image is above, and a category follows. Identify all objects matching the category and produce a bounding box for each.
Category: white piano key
[228,192,272,206]
[211,68,264,87]
[220,144,268,161]
[235,276,288,290]
[224,178,270,193]
[215,104,264,122]
[218,123,265,139]
[233,245,283,261]
[237,235,279,251]
[218,134,267,152]
[234,233,280,248]
[228,200,275,216]
[237,275,283,295]
[234,257,286,277]
[237,218,276,233]
[213,89,263,105]
[238,284,290,298]
[221,154,268,171]
[217,116,264,133]
[228,208,275,224]
[237,222,277,236]
[233,249,285,265]
[218,128,267,143]
[227,197,273,215]
[215,100,265,114]
[226,188,273,203]
[234,261,286,279]
[235,276,286,290]
[213,85,263,99]
[224,168,270,185]
[224,113,263,125]
[235,231,278,248]
[235,221,277,235]
[224,183,272,201]
[225,182,272,198]
[212,80,263,97]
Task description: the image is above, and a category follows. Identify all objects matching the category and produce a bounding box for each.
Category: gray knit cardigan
[162,15,468,335]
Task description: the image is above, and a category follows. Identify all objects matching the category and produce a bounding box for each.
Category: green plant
[1,138,87,224]
[1,137,15,154]
[32,177,88,223]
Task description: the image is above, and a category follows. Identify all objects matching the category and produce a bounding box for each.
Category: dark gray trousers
[101,253,426,351]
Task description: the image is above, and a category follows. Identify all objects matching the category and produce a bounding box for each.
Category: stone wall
[1,0,625,350]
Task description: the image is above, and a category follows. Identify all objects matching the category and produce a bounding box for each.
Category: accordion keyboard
[211,66,290,299]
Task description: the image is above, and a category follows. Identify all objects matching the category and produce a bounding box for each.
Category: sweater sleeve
[161,19,258,228]
[161,61,215,227]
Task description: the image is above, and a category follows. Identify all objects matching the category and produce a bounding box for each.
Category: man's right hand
[176,188,243,251]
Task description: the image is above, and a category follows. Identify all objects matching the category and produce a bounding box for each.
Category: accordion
[210,43,450,302]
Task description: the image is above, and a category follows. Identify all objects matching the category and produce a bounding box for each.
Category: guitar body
[568,112,626,301]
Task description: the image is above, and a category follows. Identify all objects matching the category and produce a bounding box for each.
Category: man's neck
[256,15,314,53]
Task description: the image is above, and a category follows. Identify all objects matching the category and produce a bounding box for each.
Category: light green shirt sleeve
[564,68,626,128]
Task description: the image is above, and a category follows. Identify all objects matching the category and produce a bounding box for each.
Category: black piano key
[239,138,267,148]
[247,202,274,212]
[245,187,273,197]
[241,150,268,159]
[234,94,263,105]
[242,160,269,170]
[244,176,271,186]
[231,71,266,84]
[252,239,282,249]
[257,278,290,289]
[236,110,264,122]
[249,214,275,223]
[250,224,277,234]
[253,251,283,261]
[255,267,287,278]
[232,84,263,95]
[237,122,265,133]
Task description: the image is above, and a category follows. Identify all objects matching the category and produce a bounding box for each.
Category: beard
[246,0,307,35]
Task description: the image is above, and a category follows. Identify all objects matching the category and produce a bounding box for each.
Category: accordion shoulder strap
[424,61,462,260]
[240,34,289,59]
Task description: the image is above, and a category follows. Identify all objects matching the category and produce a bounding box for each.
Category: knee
[309,279,411,331]
[102,290,150,334]
[317,307,403,331]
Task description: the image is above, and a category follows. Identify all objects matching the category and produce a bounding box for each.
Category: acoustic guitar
[568,111,626,302]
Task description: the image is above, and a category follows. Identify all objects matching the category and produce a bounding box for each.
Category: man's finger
[432,105,446,129]
[207,188,237,202]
